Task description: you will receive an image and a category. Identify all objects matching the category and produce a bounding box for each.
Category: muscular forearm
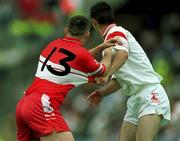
[109,50,128,76]
[100,49,113,75]
[98,78,121,97]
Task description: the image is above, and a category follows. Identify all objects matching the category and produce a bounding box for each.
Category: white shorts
[124,84,171,126]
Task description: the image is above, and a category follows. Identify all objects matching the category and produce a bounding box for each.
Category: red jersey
[25,36,105,106]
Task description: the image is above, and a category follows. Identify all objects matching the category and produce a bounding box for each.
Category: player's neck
[65,34,86,45]
[98,24,110,38]
[65,34,83,40]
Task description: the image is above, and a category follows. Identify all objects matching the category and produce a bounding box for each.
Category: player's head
[90,2,115,30]
[65,15,90,44]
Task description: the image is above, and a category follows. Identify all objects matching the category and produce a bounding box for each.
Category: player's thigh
[119,121,137,141]
[136,114,161,141]
[40,130,75,141]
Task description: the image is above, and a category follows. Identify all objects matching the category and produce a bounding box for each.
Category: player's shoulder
[109,25,127,34]
[106,25,128,40]
[40,38,62,54]
[78,46,91,56]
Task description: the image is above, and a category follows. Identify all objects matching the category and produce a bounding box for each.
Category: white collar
[103,23,116,38]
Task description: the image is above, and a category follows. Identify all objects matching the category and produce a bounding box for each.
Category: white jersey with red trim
[103,24,162,96]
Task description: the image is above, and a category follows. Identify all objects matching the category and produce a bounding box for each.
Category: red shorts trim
[16,93,70,141]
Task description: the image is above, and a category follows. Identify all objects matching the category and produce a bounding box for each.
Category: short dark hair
[67,15,90,36]
[90,2,115,25]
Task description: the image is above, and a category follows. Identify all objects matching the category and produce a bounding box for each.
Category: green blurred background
[0,0,180,140]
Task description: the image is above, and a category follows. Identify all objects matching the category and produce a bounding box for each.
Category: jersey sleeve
[106,31,129,54]
[79,49,106,77]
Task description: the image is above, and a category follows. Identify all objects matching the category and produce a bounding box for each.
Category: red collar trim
[63,36,82,45]
[103,23,116,38]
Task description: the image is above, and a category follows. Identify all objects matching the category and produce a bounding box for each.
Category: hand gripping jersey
[25,36,105,105]
[103,24,162,96]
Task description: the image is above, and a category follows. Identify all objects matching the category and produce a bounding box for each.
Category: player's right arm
[89,38,117,58]
[99,47,113,75]
[87,78,121,106]
[95,31,129,85]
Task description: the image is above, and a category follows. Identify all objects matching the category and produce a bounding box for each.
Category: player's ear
[64,27,68,35]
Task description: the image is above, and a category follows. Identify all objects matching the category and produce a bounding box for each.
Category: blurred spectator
[18,0,57,23]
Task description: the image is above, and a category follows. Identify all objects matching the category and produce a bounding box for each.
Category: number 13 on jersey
[41,47,76,76]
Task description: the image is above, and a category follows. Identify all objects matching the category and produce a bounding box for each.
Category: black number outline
[41,47,76,76]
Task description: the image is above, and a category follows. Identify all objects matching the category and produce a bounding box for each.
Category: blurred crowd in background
[0,0,180,141]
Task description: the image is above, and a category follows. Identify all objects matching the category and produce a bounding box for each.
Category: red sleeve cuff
[88,64,106,83]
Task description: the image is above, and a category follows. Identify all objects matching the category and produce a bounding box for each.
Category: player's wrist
[97,43,106,51]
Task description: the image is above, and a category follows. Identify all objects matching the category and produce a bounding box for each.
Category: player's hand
[100,38,117,50]
[87,90,103,107]
[95,74,110,85]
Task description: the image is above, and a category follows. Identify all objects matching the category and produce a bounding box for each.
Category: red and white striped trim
[87,63,104,76]
[106,31,127,40]
[36,55,105,86]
